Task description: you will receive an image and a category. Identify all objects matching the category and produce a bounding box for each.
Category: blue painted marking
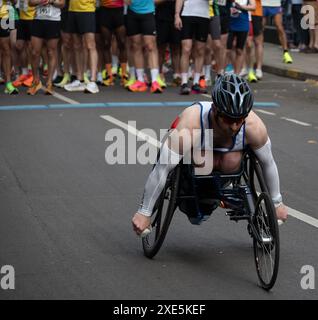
[0,101,280,111]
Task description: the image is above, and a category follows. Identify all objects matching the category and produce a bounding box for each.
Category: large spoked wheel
[245,151,280,290]
[252,192,280,290]
[142,165,180,259]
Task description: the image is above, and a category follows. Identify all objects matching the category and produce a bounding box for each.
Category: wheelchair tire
[142,165,180,259]
[252,192,280,290]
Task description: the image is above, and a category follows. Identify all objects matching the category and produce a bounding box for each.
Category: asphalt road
[0,73,317,300]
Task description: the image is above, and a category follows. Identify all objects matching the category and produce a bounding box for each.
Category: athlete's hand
[174,14,182,30]
[132,213,151,236]
[275,203,288,224]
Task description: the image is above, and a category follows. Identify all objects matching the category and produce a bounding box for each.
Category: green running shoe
[4,82,18,94]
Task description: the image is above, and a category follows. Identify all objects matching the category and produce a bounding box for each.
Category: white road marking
[101,114,318,230]
[100,115,161,148]
[51,91,79,105]
[280,117,312,127]
[255,110,276,116]
[287,206,318,228]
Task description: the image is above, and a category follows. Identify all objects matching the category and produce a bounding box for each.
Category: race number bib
[217,0,226,6]
[38,5,52,17]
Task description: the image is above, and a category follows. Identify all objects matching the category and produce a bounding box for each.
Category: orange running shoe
[45,82,54,95]
[150,81,163,93]
[27,81,42,95]
[127,80,147,92]
[103,75,114,87]
[13,74,30,87]
[23,75,34,87]
[199,76,207,93]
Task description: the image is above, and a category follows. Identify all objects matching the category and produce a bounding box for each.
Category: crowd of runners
[0,0,311,96]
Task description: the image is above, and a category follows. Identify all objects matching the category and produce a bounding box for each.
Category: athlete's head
[211,74,254,120]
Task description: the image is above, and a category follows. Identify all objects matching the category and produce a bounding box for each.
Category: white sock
[136,69,144,82]
[204,65,211,80]
[129,66,136,79]
[112,55,119,69]
[22,68,28,75]
[193,73,201,85]
[150,68,159,83]
[173,73,181,79]
[181,73,188,85]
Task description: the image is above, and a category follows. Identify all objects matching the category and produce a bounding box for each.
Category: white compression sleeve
[253,138,282,206]
[138,142,183,217]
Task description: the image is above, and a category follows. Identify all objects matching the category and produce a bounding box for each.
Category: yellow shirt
[19,0,36,20]
[0,0,9,19]
[209,0,214,17]
[69,0,96,12]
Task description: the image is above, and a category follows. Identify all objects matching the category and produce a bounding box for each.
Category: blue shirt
[230,11,249,32]
[129,0,155,14]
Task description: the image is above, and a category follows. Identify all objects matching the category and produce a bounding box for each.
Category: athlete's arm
[132,105,201,235]
[245,111,288,221]
[174,0,184,30]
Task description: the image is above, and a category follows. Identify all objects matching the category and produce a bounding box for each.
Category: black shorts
[61,10,69,32]
[227,31,248,50]
[66,11,96,34]
[0,28,11,38]
[17,19,33,41]
[219,6,230,35]
[126,8,156,37]
[99,7,125,31]
[210,16,221,40]
[180,16,210,42]
[156,19,181,45]
[31,20,61,40]
[252,15,263,37]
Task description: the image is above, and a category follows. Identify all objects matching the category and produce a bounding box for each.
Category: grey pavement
[263,42,318,81]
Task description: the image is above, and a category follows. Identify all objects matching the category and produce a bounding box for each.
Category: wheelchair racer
[132,74,288,236]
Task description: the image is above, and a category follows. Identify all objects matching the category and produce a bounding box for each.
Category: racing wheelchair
[141,148,280,290]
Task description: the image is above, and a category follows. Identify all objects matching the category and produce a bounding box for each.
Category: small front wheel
[142,166,180,259]
[252,192,280,290]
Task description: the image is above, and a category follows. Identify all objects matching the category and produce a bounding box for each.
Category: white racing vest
[196,101,246,153]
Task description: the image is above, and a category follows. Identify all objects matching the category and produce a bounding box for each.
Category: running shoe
[64,80,86,92]
[112,65,118,77]
[53,75,63,85]
[27,81,42,95]
[150,81,163,93]
[156,75,167,89]
[199,76,208,93]
[103,75,114,87]
[239,67,248,78]
[283,51,293,64]
[45,82,54,95]
[172,76,181,87]
[85,81,99,94]
[54,73,71,88]
[191,83,202,94]
[23,75,34,87]
[255,68,263,80]
[247,70,258,83]
[125,76,136,89]
[83,72,90,84]
[127,80,147,92]
[120,74,129,86]
[13,74,30,87]
[180,83,191,95]
[4,82,18,94]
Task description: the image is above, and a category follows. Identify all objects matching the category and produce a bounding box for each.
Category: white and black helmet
[212,74,254,119]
